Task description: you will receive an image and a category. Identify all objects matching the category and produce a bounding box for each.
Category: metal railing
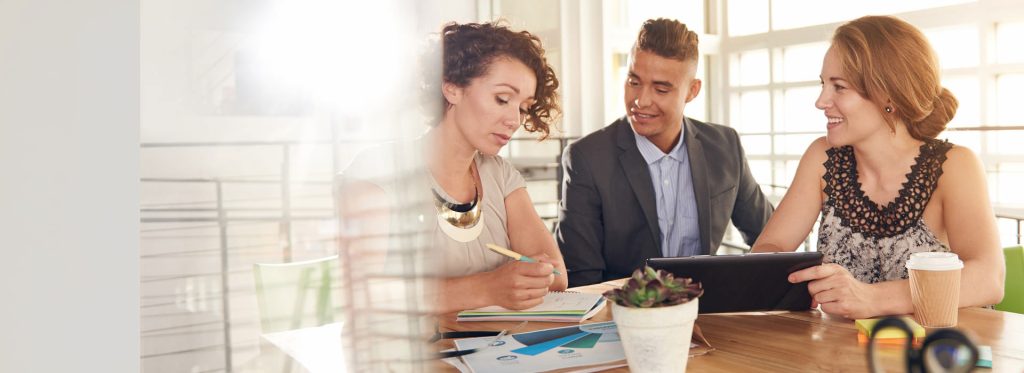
[720,185,1024,253]
[141,140,338,372]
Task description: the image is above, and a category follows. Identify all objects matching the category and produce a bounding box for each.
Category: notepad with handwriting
[456,291,606,322]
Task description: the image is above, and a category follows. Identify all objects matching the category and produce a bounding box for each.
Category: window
[996,74,1024,125]
[731,49,770,86]
[996,22,1024,63]
[730,90,769,134]
[622,0,704,35]
[775,42,829,83]
[725,40,828,214]
[770,0,975,32]
[727,0,768,36]
[925,26,979,69]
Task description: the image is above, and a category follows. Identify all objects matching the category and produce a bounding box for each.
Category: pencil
[486,243,563,275]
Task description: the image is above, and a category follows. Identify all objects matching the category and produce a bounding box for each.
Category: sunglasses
[867,317,979,373]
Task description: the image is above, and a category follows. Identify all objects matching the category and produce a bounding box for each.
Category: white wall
[0,0,139,372]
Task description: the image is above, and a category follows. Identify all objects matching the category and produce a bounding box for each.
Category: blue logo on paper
[558,349,575,354]
[497,355,517,361]
[489,340,506,347]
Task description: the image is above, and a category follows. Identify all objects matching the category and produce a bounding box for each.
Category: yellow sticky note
[855,317,925,340]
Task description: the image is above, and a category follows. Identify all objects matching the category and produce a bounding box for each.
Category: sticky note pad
[977,345,992,368]
[856,333,922,345]
[855,317,925,342]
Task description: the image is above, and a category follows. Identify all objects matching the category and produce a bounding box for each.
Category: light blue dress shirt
[632,123,701,258]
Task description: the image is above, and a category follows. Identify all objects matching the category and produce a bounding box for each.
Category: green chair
[254,255,339,333]
[995,246,1024,314]
[253,255,340,373]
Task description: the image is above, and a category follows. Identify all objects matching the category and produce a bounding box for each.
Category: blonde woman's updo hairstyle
[831,15,957,140]
[434,21,561,139]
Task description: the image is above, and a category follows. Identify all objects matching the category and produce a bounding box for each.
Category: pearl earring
[884,106,893,113]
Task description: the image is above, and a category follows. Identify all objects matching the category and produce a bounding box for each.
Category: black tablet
[646,251,823,314]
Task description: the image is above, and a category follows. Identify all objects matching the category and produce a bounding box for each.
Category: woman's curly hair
[429,21,561,139]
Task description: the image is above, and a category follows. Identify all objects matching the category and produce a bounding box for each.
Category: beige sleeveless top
[430,153,525,276]
[341,139,525,277]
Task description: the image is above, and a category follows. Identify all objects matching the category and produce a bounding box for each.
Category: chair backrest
[254,255,340,333]
[995,246,1024,314]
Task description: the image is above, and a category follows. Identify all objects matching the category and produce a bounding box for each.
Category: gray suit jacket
[556,117,774,287]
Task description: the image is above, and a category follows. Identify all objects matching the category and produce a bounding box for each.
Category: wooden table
[438,280,1024,372]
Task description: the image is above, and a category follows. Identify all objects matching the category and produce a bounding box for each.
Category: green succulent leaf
[603,265,703,308]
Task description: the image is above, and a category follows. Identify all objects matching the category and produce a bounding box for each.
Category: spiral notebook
[456,291,607,322]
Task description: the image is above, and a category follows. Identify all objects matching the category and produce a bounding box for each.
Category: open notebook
[456,291,606,322]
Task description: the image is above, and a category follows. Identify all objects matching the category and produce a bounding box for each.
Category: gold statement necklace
[433,162,484,242]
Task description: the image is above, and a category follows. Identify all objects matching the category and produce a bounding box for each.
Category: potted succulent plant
[604,266,703,373]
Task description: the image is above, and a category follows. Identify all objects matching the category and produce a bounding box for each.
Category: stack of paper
[451,321,626,373]
[457,292,606,323]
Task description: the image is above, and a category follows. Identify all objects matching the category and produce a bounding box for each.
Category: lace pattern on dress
[818,204,950,283]
[817,138,954,283]
[822,139,953,239]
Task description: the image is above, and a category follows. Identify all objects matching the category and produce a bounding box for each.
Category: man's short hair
[634,18,699,63]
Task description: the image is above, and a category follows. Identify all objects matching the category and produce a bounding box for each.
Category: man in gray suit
[557,18,774,287]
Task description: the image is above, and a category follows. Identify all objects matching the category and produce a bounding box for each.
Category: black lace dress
[817,139,954,284]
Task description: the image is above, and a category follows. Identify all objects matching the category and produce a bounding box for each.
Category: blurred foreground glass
[867,317,979,373]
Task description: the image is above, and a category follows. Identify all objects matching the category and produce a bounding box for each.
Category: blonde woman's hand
[789,263,878,319]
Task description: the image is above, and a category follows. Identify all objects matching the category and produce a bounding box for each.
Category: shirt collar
[632,119,686,165]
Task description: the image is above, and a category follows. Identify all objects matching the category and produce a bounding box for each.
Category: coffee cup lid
[905,252,963,271]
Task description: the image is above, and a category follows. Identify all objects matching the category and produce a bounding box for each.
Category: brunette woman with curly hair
[341,21,565,313]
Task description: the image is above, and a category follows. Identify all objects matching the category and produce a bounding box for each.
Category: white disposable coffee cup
[906,252,963,327]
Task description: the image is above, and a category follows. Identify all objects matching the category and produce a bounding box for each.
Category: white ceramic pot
[610,298,698,373]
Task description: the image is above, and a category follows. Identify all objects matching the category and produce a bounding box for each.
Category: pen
[486,243,562,275]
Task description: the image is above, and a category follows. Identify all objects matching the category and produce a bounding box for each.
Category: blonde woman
[752,16,1004,319]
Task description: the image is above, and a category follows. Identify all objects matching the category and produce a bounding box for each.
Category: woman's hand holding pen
[485,254,557,310]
